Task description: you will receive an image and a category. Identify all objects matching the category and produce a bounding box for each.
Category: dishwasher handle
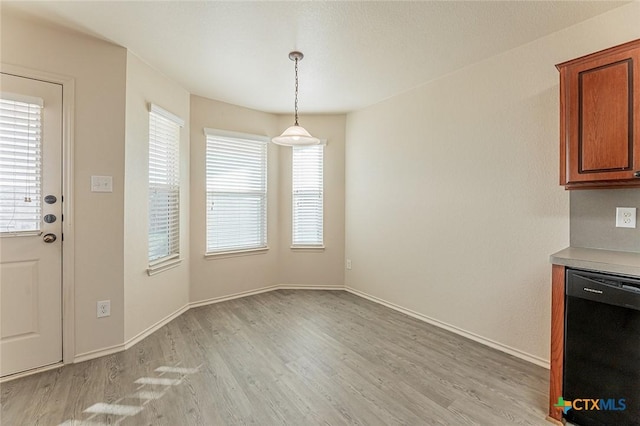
[566,270,640,311]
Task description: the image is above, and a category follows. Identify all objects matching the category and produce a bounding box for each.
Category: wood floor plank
[1,290,550,425]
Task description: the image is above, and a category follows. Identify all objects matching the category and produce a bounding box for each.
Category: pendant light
[272,51,320,146]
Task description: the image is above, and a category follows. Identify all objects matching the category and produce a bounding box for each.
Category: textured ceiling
[3,1,629,114]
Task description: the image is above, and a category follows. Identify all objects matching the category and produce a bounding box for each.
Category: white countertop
[550,247,640,277]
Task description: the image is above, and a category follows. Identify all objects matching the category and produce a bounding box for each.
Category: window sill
[290,245,325,252]
[205,247,269,260]
[147,257,182,276]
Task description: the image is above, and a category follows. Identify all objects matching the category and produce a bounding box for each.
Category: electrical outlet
[97,300,111,318]
[616,207,636,228]
[346,259,352,270]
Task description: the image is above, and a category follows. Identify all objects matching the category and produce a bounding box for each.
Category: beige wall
[1,10,127,355]
[189,96,281,302]
[1,9,347,360]
[277,115,345,287]
[344,2,640,365]
[123,52,191,342]
[189,96,347,302]
[10,0,631,367]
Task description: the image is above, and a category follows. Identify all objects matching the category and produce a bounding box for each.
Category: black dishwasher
[564,268,640,426]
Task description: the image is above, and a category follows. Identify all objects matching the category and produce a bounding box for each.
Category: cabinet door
[559,42,640,186]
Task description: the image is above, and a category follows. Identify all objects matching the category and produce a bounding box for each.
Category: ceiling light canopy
[272,51,320,147]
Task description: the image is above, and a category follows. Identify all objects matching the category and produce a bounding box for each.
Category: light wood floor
[1,290,550,425]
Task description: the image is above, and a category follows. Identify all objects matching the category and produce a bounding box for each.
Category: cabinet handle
[635,171,640,178]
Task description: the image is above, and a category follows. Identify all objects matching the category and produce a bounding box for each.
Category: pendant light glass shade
[272,125,320,146]
[272,51,320,147]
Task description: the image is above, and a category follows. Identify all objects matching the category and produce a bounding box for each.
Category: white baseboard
[277,284,344,291]
[189,285,280,308]
[189,284,344,309]
[0,362,64,383]
[345,286,550,369]
[124,304,190,350]
[74,342,125,363]
[72,285,341,365]
[71,284,548,371]
[73,304,190,364]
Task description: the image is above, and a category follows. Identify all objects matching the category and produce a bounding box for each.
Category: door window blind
[0,96,42,234]
[148,104,183,264]
[292,144,323,246]
[206,130,267,253]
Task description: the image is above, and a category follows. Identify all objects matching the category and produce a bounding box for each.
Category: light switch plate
[616,207,636,228]
[91,176,113,193]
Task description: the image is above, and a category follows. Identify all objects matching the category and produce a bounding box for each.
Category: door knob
[43,233,57,243]
[634,171,640,178]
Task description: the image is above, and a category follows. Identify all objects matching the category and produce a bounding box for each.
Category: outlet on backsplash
[616,207,637,229]
[570,189,640,253]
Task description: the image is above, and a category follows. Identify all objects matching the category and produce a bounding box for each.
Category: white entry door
[0,73,63,377]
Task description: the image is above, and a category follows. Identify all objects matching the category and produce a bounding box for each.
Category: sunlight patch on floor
[155,366,200,374]
[83,403,143,416]
[58,362,202,426]
[134,377,182,386]
[132,390,166,400]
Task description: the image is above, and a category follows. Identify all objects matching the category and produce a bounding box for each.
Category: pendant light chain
[271,51,320,146]
[294,56,299,126]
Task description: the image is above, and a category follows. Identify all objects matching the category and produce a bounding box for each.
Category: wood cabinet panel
[557,39,640,189]
[580,61,630,171]
[548,264,565,423]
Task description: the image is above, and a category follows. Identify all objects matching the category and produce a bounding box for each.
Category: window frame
[291,141,326,249]
[204,128,269,257]
[147,103,184,275]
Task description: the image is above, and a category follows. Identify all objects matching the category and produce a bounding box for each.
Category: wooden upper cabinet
[557,39,640,189]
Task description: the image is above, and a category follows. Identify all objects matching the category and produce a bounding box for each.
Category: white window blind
[0,96,42,234]
[148,104,183,264]
[206,130,267,253]
[292,143,323,247]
